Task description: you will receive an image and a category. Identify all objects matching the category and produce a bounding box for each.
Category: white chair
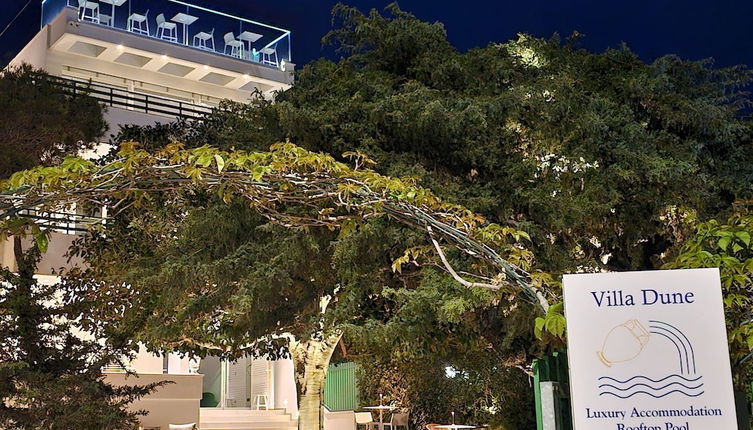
[255,393,269,410]
[384,412,409,430]
[260,44,278,66]
[99,13,111,26]
[355,412,375,430]
[77,0,100,23]
[156,13,178,42]
[224,32,244,59]
[193,28,215,51]
[127,9,149,35]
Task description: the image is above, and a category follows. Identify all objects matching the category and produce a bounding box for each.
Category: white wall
[7,26,48,70]
[102,106,170,141]
[105,372,203,429]
[274,358,299,416]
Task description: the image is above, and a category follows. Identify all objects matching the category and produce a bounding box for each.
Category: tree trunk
[290,331,342,430]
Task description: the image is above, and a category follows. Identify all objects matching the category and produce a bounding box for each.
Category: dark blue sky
[2,0,753,69]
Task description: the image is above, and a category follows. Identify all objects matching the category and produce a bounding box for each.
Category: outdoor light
[203,65,209,70]
[161,55,168,60]
[243,74,250,79]
[116,44,124,50]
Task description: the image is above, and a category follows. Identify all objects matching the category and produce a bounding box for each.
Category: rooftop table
[238,31,263,60]
[363,405,397,430]
[98,0,127,27]
[238,31,263,43]
[171,12,198,45]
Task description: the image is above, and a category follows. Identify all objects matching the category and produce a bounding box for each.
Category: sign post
[564,268,737,430]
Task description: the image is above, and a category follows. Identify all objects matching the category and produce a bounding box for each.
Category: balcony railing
[41,0,292,68]
[42,74,214,120]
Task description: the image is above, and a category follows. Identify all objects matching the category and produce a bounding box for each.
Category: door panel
[226,357,251,408]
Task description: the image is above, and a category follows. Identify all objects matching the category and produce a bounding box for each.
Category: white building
[4,1,300,429]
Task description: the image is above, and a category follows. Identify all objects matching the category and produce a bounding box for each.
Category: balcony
[44,74,214,119]
[41,0,292,69]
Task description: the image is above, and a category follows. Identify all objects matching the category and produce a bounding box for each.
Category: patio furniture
[193,28,215,51]
[77,0,100,23]
[238,31,262,60]
[255,393,269,410]
[98,0,127,27]
[364,405,396,430]
[355,412,376,430]
[384,412,409,430]
[259,44,278,66]
[127,9,149,35]
[224,32,244,59]
[172,13,199,45]
[98,13,111,25]
[168,424,196,430]
[156,13,178,42]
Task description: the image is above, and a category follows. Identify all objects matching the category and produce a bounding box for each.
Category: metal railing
[42,74,214,120]
[41,0,292,68]
[16,208,103,235]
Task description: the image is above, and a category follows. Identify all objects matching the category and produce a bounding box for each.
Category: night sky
[2,0,753,70]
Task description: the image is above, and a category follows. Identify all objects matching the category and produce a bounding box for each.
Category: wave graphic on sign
[598,375,705,399]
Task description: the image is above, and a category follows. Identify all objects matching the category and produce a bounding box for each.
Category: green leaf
[544,313,567,338]
[548,302,564,315]
[718,236,731,251]
[534,317,545,339]
[34,230,48,253]
[736,231,751,247]
[215,154,226,173]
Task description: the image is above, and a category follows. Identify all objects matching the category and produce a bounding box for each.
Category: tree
[0,232,159,429]
[129,5,752,421]
[5,3,752,427]
[0,65,106,179]
[0,142,548,430]
[665,206,753,391]
[271,4,753,274]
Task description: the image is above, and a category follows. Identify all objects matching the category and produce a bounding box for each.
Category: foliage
[0,141,549,352]
[665,208,753,389]
[271,4,753,274]
[534,302,566,343]
[0,237,159,429]
[4,1,752,423]
[0,65,106,179]
[356,354,535,430]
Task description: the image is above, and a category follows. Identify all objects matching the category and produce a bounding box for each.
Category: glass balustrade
[41,0,292,68]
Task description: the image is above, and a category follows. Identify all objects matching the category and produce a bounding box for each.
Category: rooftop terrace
[41,0,292,69]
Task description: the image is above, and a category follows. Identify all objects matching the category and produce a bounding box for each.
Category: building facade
[4,1,298,429]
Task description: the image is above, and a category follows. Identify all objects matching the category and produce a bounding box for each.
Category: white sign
[563,268,737,430]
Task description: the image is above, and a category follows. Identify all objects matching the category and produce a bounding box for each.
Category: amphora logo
[597,319,703,399]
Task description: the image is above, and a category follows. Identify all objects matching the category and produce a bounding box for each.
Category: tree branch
[427,226,502,290]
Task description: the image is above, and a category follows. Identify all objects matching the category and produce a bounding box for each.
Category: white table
[363,405,396,430]
[98,0,127,27]
[238,31,263,60]
[171,12,198,45]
